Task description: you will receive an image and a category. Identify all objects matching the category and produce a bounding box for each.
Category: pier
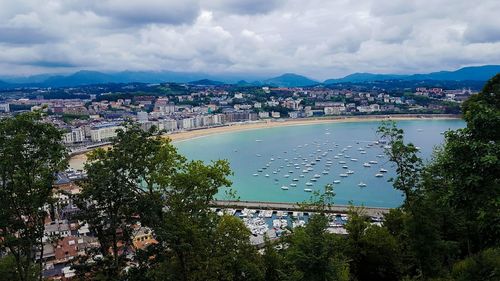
[211,200,391,217]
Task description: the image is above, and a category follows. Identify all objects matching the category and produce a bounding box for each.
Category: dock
[211,200,391,217]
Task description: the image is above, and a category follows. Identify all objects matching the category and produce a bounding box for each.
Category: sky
[1,0,500,80]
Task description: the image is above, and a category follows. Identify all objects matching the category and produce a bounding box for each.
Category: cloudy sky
[1,0,500,79]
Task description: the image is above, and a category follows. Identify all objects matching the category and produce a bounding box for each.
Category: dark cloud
[206,0,285,15]
[0,27,57,45]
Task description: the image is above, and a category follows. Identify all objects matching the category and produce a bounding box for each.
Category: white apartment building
[63,128,86,144]
[90,124,123,142]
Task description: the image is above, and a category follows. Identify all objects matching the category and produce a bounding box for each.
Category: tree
[284,214,349,281]
[75,121,238,281]
[0,113,67,281]
[375,74,500,279]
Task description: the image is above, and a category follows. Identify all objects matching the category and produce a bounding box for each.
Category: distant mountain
[0,80,12,89]
[188,79,225,86]
[324,73,405,84]
[0,65,498,89]
[42,71,119,87]
[263,73,319,87]
[325,65,500,84]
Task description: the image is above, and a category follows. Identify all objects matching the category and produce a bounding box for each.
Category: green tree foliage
[0,113,67,281]
[375,74,500,280]
[75,121,264,281]
[451,248,500,281]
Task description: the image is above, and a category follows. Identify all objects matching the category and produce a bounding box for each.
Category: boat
[307,167,314,171]
[302,170,308,173]
[369,160,378,164]
[253,173,258,176]
[363,163,371,167]
[360,151,367,154]
[290,183,297,187]
[350,158,358,161]
[379,168,388,173]
[265,174,270,177]
[299,174,305,177]
[305,182,313,186]
[284,174,290,178]
[339,173,348,177]
[375,173,384,177]
[292,178,299,181]
[256,154,262,157]
[346,170,354,174]
[273,171,277,174]
[310,178,318,182]
[281,186,289,190]
[313,174,321,178]
[333,180,341,184]
[339,160,346,164]
[358,182,367,187]
[256,139,263,142]
[376,154,384,158]
[342,165,348,169]
[304,188,313,192]
[322,170,329,175]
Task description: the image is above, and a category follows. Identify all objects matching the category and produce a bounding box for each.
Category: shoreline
[167,113,460,143]
[68,113,461,170]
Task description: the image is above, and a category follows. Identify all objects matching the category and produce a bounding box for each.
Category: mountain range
[0,65,499,89]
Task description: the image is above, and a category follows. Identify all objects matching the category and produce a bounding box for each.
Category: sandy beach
[68,114,460,169]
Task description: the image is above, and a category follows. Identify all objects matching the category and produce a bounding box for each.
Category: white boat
[358,182,367,187]
[369,160,378,164]
[334,156,339,159]
[256,139,263,142]
[284,174,290,178]
[340,173,348,177]
[292,178,299,181]
[302,170,308,173]
[347,145,352,148]
[310,178,318,182]
[322,170,329,175]
[375,173,384,177]
[273,171,277,174]
[313,174,321,178]
[350,158,358,161]
[333,180,341,184]
[307,167,314,171]
[265,174,270,177]
[299,174,305,178]
[342,165,348,169]
[304,188,313,192]
[281,186,289,190]
[376,154,384,158]
[256,154,262,157]
[253,173,258,176]
[305,182,313,186]
[360,151,367,154]
[379,168,388,173]
[290,183,297,187]
[339,161,346,164]
[363,163,371,167]
[346,170,354,174]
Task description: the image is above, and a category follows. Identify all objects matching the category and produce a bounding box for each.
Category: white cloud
[0,0,499,79]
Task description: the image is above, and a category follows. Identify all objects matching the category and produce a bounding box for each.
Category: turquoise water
[175,119,465,208]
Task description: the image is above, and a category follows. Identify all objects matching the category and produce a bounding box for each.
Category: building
[90,123,123,142]
[137,111,148,122]
[63,128,86,144]
[0,103,9,112]
[43,220,70,243]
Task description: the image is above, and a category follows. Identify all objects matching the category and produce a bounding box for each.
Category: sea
[175,119,465,208]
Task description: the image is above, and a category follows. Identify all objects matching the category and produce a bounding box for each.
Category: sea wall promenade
[211,200,391,217]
